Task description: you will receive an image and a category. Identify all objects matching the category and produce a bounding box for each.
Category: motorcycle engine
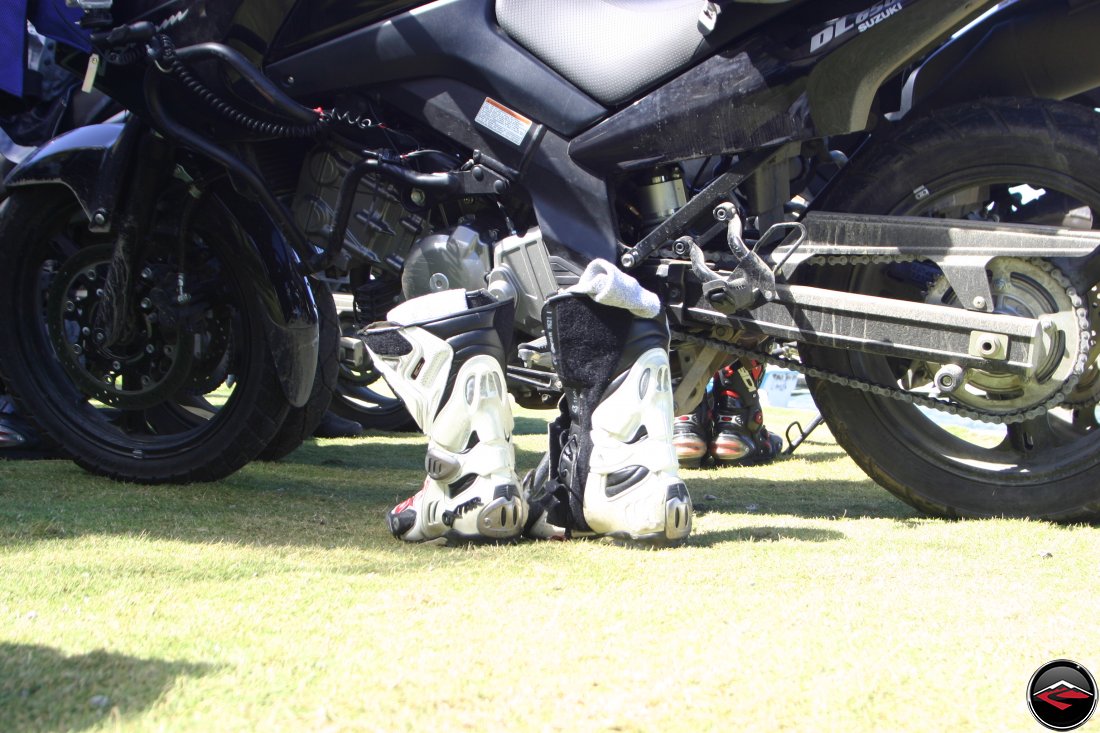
[292,148,433,274]
[293,147,558,335]
[403,225,558,337]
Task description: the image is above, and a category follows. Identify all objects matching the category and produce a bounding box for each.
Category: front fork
[96,129,172,348]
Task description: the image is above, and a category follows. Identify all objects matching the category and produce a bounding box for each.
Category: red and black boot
[710,359,783,466]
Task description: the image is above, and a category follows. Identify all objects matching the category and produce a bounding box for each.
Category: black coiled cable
[154,34,325,139]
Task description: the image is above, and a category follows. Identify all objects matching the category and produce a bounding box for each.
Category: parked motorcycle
[0,16,340,470]
[2,0,1100,520]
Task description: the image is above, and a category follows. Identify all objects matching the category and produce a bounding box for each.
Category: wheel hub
[923,257,1085,413]
[46,245,195,409]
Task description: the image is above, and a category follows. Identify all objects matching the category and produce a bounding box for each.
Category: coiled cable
[153,34,325,138]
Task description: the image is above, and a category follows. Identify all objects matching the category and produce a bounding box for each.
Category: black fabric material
[542,293,676,530]
[544,294,633,531]
[539,293,673,530]
[362,329,413,357]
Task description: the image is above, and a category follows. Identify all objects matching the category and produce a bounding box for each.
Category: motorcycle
[0,16,341,469]
[2,0,1100,519]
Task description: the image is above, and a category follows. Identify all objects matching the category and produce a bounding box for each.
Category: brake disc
[46,245,196,409]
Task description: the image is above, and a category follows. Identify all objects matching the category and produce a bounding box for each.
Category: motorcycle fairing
[265,0,607,137]
[571,0,997,171]
[495,0,762,107]
[889,0,1100,120]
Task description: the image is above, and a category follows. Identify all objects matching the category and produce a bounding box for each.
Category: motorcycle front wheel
[805,98,1100,521]
[0,186,293,483]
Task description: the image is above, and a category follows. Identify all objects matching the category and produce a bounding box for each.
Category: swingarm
[660,210,1100,409]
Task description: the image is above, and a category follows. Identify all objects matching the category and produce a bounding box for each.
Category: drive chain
[671,255,1093,425]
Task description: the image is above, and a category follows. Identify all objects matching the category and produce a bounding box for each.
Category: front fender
[4,122,132,231]
[4,121,319,406]
[213,185,319,408]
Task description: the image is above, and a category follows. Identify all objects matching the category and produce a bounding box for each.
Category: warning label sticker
[474,98,533,147]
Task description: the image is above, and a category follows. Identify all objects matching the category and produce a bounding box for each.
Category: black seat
[496,0,791,107]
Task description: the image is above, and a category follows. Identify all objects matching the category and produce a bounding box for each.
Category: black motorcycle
[0,20,340,467]
[2,0,1100,520]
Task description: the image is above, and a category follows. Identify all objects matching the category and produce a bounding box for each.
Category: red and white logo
[1028,660,1097,731]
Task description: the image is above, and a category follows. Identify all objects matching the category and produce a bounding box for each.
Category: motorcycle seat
[496,0,792,107]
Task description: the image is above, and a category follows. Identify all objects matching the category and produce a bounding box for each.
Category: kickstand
[784,414,824,455]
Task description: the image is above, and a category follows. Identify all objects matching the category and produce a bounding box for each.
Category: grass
[1,404,1098,732]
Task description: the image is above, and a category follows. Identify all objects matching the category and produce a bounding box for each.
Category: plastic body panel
[266,0,608,137]
[571,0,999,173]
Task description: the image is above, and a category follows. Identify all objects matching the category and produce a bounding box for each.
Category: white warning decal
[474,98,533,147]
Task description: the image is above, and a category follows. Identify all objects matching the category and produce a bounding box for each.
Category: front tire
[0,186,292,483]
[806,98,1100,521]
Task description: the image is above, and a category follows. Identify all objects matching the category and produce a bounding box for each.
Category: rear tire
[806,98,1100,520]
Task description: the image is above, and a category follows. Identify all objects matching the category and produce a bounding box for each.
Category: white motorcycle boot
[540,292,692,546]
[360,290,527,544]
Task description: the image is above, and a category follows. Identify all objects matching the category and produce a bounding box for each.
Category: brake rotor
[45,245,196,409]
[923,257,1085,414]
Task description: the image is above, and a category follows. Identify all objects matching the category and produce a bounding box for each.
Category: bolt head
[972,296,987,310]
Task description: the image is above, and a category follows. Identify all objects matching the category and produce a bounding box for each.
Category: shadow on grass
[0,643,214,733]
[688,525,847,546]
[273,439,549,475]
[0,408,916,550]
[686,473,920,521]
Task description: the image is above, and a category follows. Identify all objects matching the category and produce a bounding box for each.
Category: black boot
[710,359,783,465]
[540,293,691,546]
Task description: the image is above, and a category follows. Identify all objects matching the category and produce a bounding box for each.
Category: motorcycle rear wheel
[0,186,292,483]
[805,98,1100,521]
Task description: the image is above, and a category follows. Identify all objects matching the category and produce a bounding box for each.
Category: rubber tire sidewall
[0,186,292,483]
[807,98,1100,521]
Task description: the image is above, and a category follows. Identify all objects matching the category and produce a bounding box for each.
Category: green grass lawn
[1,404,1097,732]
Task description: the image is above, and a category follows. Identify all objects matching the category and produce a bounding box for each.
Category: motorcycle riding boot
[710,359,783,465]
[672,395,710,468]
[360,290,527,544]
[541,292,692,546]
